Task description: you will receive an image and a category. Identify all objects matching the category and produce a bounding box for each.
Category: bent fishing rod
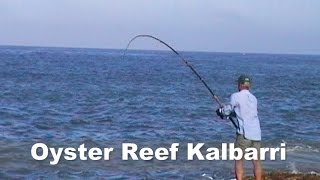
[123,34,239,129]
[124,35,223,106]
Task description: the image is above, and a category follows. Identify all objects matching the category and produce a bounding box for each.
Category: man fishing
[216,75,262,180]
[125,35,262,179]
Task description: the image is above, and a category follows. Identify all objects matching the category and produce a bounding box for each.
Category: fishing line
[123,34,239,129]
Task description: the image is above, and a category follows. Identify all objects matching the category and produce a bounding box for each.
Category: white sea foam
[310,171,320,176]
[288,162,299,174]
[201,173,213,180]
[286,145,319,153]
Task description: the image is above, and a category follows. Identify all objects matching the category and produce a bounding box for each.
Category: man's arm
[216,93,240,129]
[216,94,238,119]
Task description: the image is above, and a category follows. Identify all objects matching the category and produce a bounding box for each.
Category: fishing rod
[124,35,223,107]
[123,34,239,129]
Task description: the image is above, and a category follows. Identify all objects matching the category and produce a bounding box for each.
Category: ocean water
[0,46,319,179]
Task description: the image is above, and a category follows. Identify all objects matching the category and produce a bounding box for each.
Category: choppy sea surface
[0,46,319,179]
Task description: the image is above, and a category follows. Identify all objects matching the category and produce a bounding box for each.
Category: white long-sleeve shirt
[228,89,261,141]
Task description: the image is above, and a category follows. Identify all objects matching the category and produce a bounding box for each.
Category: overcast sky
[1,0,319,54]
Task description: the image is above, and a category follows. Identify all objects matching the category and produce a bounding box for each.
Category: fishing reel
[216,104,233,119]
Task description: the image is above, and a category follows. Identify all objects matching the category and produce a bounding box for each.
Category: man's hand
[216,108,224,119]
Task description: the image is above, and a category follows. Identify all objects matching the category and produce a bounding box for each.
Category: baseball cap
[237,74,251,84]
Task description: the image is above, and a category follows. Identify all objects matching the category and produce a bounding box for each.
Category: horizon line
[0,44,319,56]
